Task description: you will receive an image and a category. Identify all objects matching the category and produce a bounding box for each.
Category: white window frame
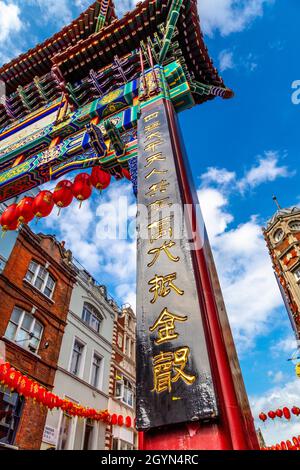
[89,351,104,390]
[25,260,56,299]
[81,303,103,333]
[69,337,86,379]
[115,374,135,408]
[5,307,43,353]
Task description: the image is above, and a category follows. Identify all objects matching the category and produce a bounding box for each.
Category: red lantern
[286,440,293,450]
[111,414,118,426]
[72,173,92,206]
[268,410,276,420]
[283,407,291,420]
[0,362,10,383]
[122,168,131,181]
[91,167,111,191]
[275,444,281,451]
[276,408,283,418]
[53,180,74,212]
[125,416,132,428]
[292,406,300,416]
[281,441,287,450]
[16,197,35,225]
[33,191,54,219]
[0,204,18,232]
[117,415,124,427]
[259,412,267,422]
[292,436,299,448]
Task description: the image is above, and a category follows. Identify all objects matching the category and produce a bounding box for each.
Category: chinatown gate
[0,0,259,450]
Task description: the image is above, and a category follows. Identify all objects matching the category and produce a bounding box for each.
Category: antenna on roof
[272,195,281,210]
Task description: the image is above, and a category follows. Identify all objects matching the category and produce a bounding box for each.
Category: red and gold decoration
[0,203,18,233]
[259,405,300,422]
[72,173,92,207]
[0,169,114,232]
[0,361,132,428]
[32,190,54,219]
[261,436,300,451]
[16,197,35,225]
[90,166,111,191]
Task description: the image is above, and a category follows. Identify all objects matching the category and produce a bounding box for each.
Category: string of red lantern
[0,165,126,234]
[259,406,300,423]
[261,435,300,451]
[0,361,132,428]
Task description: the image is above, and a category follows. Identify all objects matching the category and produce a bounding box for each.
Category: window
[289,220,300,231]
[70,340,84,376]
[82,303,102,333]
[57,413,73,450]
[0,257,5,273]
[294,267,300,282]
[5,307,43,353]
[0,386,24,445]
[82,420,94,450]
[273,228,284,243]
[115,376,134,407]
[91,354,102,388]
[125,336,130,356]
[25,261,56,299]
[112,438,134,450]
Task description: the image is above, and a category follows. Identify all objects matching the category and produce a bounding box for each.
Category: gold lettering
[147,240,179,267]
[150,308,187,344]
[148,273,184,304]
[146,179,169,198]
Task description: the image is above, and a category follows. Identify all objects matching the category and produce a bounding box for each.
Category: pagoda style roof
[0,0,223,94]
[0,0,117,94]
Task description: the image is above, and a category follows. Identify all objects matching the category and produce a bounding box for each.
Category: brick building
[0,225,76,449]
[263,206,300,342]
[105,305,137,450]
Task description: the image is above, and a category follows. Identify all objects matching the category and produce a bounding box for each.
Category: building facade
[105,305,137,451]
[0,226,76,449]
[41,268,116,450]
[263,206,300,342]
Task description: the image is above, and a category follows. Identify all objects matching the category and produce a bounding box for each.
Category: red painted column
[140,100,259,450]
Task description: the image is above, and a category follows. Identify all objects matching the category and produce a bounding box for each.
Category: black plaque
[136,99,218,430]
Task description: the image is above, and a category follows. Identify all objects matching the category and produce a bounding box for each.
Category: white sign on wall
[43,425,58,446]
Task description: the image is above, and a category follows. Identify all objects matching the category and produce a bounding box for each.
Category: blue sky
[1,0,300,445]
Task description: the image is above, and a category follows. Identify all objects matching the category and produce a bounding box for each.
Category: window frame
[0,385,24,446]
[90,352,103,390]
[294,266,300,282]
[69,339,85,378]
[289,220,300,232]
[25,260,56,300]
[5,307,44,354]
[81,303,103,334]
[115,375,135,408]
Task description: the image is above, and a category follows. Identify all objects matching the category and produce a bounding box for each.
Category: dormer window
[273,228,284,243]
[25,261,56,299]
[289,220,300,232]
[82,303,103,333]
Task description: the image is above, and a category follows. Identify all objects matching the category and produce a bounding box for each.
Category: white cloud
[0,1,21,42]
[200,151,295,195]
[251,378,300,445]
[267,370,285,384]
[219,49,235,72]
[200,0,273,37]
[27,0,73,26]
[238,151,294,192]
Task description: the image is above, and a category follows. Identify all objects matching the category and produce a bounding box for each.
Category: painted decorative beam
[158,0,184,64]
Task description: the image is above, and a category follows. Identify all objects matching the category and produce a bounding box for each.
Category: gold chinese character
[146,179,169,198]
[152,352,173,393]
[145,131,162,141]
[145,168,168,180]
[144,140,163,153]
[147,197,172,212]
[145,121,160,133]
[144,112,159,123]
[152,347,196,394]
[147,240,180,267]
[145,152,165,168]
[148,273,184,304]
[150,307,187,344]
[148,216,173,243]
[172,347,196,386]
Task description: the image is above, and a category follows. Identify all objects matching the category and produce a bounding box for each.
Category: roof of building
[265,206,300,230]
[0,0,224,94]
[0,0,117,94]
